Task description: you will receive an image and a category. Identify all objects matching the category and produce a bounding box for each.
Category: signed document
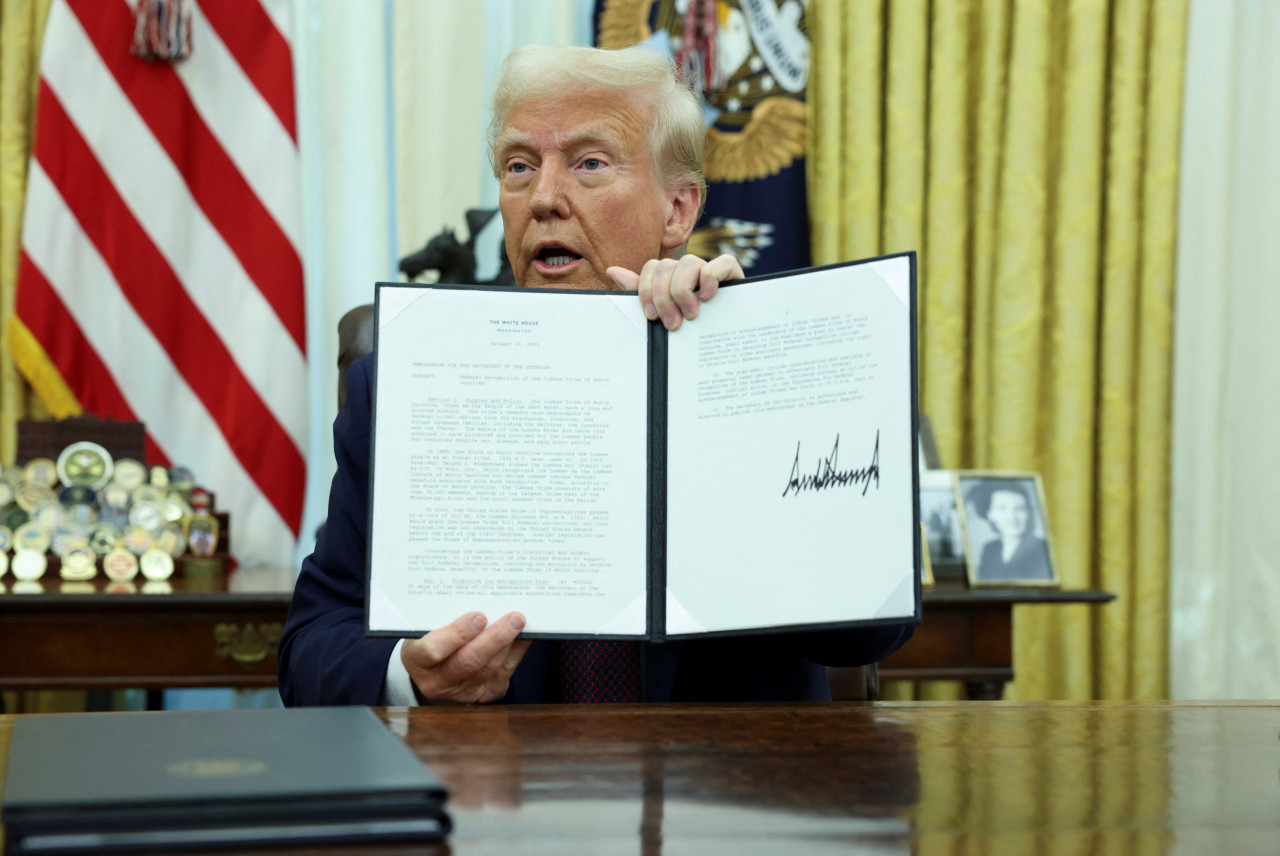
[367,253,921,640]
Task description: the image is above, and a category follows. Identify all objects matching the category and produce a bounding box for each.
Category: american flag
[12,0,305,566]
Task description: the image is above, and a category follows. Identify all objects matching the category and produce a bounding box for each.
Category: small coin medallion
[66,503,98,526]
[22,458,58,488]
[89,524,123,555]
[188,487,212,512]
[3,505,29,531]
[98,506,129,529]
[139,547,175,581]
[100,482,131,509]
[49,525,89,556]
[30,500,64,530]
[0,481,14,509]
[129,501,165,532]
[103,547,140,582]
[59,546,97,581]
[131,485,165,507]
[58,485,97,506]
[148,465,171,489]
[11,548,47,581]
[1,466,23,488]
[122,525,155,555]
[185,513,220,557]
[14,523,50,554]
[155,524,187,558]
[15,482,57,513]
[112,458,147,491]
[57,442,114,490]
[169,465,195,494]
[163,493,193,524]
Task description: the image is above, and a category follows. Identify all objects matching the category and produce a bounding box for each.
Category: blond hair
[488,45,706,213]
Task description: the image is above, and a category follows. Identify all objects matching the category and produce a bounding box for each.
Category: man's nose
[529,163,570,219]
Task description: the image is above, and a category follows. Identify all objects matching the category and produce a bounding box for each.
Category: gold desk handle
[214,622,284,668]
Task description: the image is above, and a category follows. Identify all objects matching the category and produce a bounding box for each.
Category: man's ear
[660,185,701,254]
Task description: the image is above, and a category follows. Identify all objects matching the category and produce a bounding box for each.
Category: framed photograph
[919,469,964,568]
[955,472,1059,587]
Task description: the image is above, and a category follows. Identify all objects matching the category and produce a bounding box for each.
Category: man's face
[495,90,694,290]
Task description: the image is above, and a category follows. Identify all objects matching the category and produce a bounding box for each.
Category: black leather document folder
[2,706,450,853]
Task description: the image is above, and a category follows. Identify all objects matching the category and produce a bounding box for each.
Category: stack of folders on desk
[2,706,450,854]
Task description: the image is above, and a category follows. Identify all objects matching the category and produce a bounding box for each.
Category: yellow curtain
[0,0,86,715]
[811,0,1187,701]
[0,0,54,461]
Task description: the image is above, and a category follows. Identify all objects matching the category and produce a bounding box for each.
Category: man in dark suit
[278,45,913,707]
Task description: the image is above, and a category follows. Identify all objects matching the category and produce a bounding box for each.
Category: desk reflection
[377,702,1279,856]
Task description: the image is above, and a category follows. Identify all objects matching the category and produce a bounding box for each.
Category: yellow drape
[0,0,55,458]
[0,0,85,716]
[810,0,1186,701]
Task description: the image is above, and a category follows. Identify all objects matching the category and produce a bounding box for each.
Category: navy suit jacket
[278,355,914,706]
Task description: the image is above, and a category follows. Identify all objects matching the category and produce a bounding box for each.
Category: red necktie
[556,640,641,703]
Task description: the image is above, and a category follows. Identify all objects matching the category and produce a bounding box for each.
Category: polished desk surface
[1,701,1276,854]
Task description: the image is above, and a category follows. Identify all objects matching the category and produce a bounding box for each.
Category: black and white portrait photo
[919,470,964,566]
[958,473,1058,586]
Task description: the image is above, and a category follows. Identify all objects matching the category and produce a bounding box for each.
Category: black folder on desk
[2,706,450,854]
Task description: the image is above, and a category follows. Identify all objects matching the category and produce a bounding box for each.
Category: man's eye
[508,162,530,174]
[582,158,604,170]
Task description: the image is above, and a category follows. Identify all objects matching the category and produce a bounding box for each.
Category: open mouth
[534,245,582,271]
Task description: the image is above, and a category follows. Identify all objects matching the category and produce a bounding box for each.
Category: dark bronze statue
[399,208,515,286]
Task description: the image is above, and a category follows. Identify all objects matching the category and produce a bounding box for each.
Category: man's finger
[670,254,706,321]
[406,611,488,669]
[437,612,527,682]
[646,258,683,331]
[697,253,744,304]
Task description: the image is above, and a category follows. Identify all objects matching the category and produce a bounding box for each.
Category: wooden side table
[0,565,293,692]
[839,581,1115,699]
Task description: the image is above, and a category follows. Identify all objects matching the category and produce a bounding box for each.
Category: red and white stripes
[14,0,305,565]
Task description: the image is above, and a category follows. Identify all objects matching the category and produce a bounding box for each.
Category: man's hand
[401,611,530,705]
[607,253,744,331]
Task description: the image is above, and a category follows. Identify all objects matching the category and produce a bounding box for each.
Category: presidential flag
[596,0,811,276]
[10,0,305,565]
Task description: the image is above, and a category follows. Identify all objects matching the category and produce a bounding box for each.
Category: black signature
[782,431,880,497]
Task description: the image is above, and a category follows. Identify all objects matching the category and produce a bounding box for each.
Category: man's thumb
[606,266,640,290]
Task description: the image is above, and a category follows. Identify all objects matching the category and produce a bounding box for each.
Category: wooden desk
[1,701,1275,853]
[0,566,293,691]
[0,573,1111,699]
[872,581,1115,699]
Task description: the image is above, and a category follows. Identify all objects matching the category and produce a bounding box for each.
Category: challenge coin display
[11,549,47,581]
[57,441,114,490]
[103,547,139,582]
[139,548,174,581]
[59,546,97,581]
